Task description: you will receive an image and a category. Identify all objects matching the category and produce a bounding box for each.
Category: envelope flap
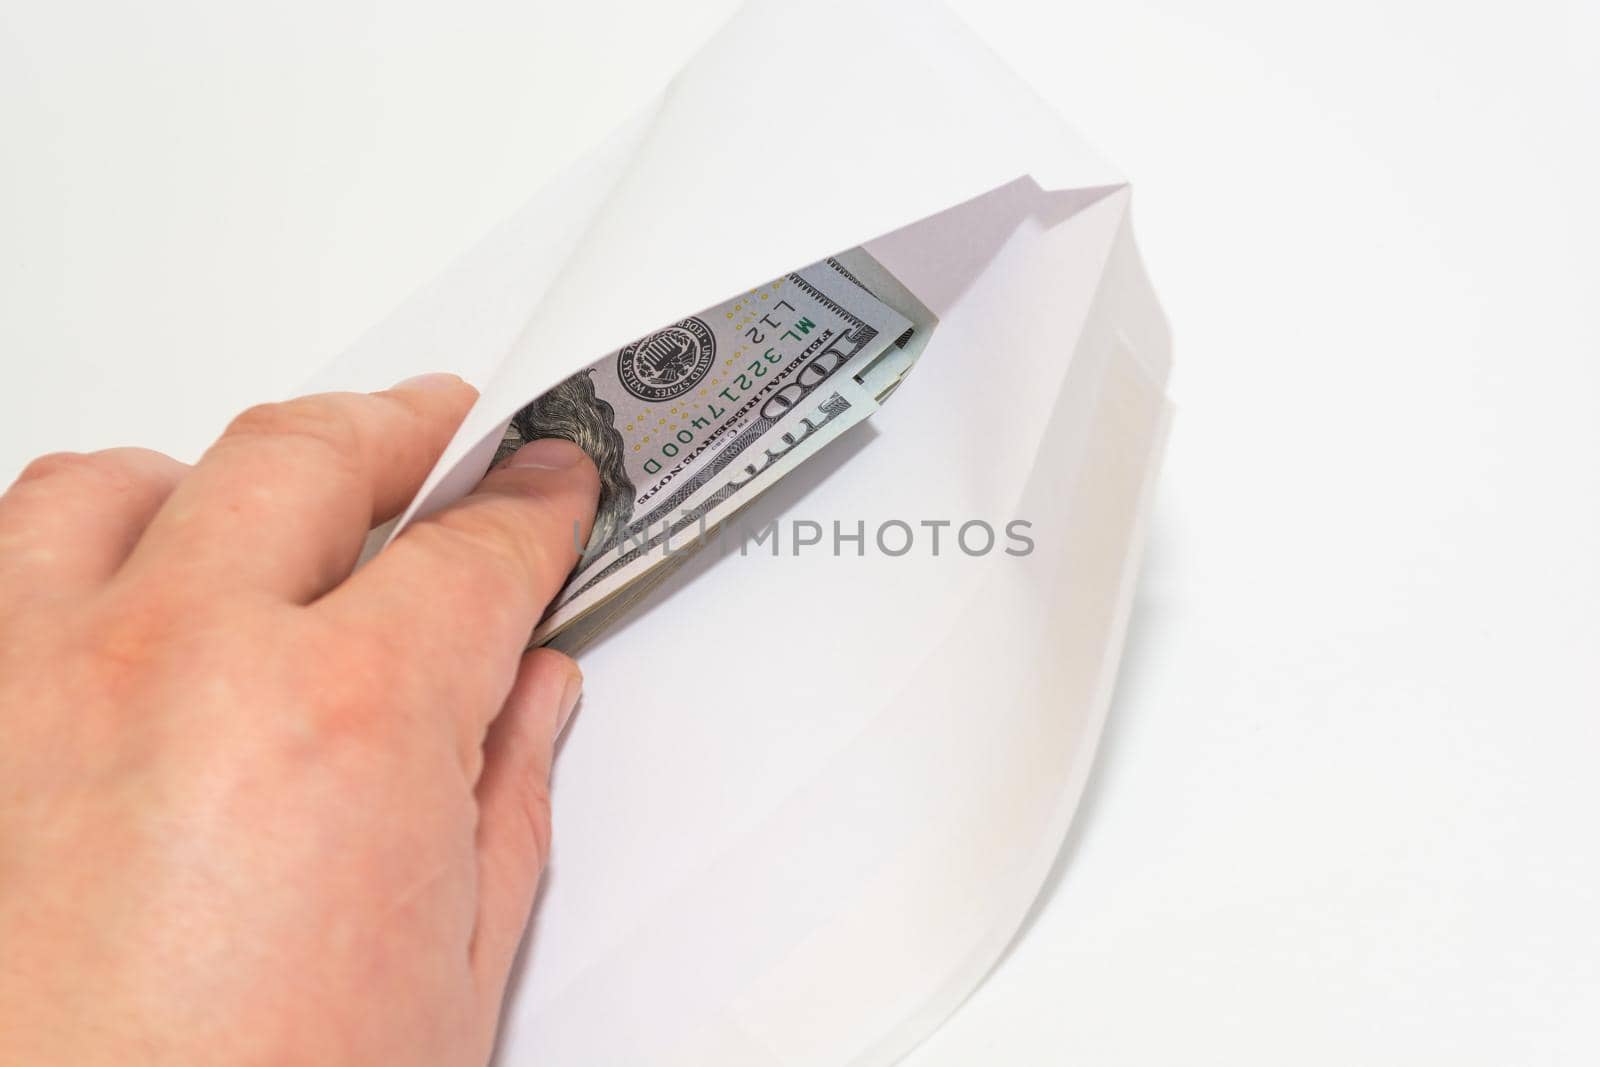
[395,0,1126,524]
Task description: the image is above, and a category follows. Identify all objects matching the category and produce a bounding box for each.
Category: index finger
[123,374,480,603]
[313,437,600,744]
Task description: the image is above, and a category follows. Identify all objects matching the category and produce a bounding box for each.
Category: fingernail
[507,437,588,470]
[556,670,583,734]
[394,372,464,391]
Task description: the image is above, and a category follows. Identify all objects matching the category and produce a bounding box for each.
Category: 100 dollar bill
[497,249,936,643]
[534,379,880,641]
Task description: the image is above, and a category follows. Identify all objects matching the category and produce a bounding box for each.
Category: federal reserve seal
[616,317,716,401]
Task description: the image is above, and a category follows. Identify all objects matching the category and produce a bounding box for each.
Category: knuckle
[517,779,555,868]
[99,446,184,479]
[293,679,374,746]
[5,449,182,514]
[441,503,542,571]
[283,624,396,742]
[409,505,552,608]
[403,535,526,635]
[72,587,197,692]
[527,646,580,685]
[215,397,372,501]
[13,450,106,489]
[480,776,555,883]
[375,384,442,424]
[221,397,364,466]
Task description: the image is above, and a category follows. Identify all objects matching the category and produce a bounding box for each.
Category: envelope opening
[479,247,940,648]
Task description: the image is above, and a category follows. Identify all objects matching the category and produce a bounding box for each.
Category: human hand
[0,375,599,1066]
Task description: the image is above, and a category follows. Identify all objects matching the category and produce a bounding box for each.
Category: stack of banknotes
[494,248,937,646]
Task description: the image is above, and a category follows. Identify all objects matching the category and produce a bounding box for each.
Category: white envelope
[306,0,1172,1062]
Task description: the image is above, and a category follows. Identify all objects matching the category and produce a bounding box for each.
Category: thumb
[470,646,582,1023]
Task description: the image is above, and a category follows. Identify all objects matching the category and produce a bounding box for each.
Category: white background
[3,1,1596,1062]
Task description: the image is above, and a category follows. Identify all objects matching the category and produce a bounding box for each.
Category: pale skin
[0,373,600,1066]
